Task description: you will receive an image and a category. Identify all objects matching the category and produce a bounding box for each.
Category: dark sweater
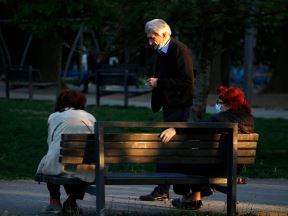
[151,38,194,112]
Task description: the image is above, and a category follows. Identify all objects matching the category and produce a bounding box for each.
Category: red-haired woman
[210,85,253,133]
[160,85,254,210]
[36,89,96,214]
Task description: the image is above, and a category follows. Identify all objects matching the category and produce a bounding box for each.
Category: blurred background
[1,0,287,117]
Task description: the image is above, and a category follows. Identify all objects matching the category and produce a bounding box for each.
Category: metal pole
[28,65,33,100]
[243,27,256,104]
[5,65,9,99]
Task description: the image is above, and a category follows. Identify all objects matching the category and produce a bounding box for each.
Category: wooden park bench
[35,121,259,216]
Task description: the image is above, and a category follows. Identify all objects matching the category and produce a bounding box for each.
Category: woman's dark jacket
[174,109,254,177]
[208,109,254,134]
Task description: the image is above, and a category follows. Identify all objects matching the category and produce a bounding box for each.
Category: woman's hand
[160,128,176,143]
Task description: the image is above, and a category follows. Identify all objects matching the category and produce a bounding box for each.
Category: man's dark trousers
[154,106,191,195]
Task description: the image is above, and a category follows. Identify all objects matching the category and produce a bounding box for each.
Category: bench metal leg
[227,127,238,216]
[96,122,105,215]
[96,179,105,216]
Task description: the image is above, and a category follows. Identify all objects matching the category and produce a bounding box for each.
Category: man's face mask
[147,32,166,50]
[157,41,164,50]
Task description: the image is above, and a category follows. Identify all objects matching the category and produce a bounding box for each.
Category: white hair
[144,19,172,36]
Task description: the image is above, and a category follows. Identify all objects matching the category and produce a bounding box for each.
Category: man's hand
[147,77,158,88]
[160,128,176,143]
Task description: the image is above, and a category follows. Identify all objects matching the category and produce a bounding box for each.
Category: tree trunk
[34,31,63,83]
[191,57,211,121]
[264,22,288,93]
[220,33,232,86]
[209,32,222,93]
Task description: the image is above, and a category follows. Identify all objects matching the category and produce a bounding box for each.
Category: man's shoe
[237,177,247,184]
[139,191,169,201]
[45,203,62,214]
[201,186,214,197]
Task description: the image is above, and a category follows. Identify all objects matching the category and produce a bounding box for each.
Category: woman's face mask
[215,103,222,113]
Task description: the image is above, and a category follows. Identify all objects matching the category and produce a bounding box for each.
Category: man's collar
[159,38,171,54]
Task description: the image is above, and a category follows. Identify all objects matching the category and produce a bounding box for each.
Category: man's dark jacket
[151,38,194,112]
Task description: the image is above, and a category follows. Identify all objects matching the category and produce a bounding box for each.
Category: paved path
[0,179,288,215]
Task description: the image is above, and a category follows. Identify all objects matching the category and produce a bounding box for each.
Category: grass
[0,99,288,179]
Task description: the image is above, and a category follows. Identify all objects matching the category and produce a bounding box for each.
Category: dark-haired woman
[160,85,254,210]
[36,89,96,214]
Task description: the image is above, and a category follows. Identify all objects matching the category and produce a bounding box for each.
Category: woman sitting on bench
[160,85,254,210]
[36,89,96,214]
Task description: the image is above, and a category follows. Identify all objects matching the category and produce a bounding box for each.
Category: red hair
[217,85,251,113]
[54,89,86,112]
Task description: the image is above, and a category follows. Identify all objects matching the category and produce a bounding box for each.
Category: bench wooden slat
[60,156,223,164]
[105,156,223,164]
[238,149,256,156]
[104,149,222,157]
[238,142,257,148]
[237,157,256,164]
[238,133,259,141]
[61,140,94,148]
[104,133,224,141]
[61,149,223,157]
[62,140,222,149]
[105,141,223,149]
[105,173,228,185]
[62,133,95,140]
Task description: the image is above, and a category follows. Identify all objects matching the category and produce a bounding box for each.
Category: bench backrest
[8,65,41,81]
[94,68,138,86]
[60,122,258,168]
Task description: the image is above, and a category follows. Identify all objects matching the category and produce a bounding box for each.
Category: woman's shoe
[172,198,203,210]
[45,199,62,214]
[63,200,82,214]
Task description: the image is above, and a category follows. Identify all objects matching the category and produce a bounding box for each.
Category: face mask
[215,103,222,113]
[157,42,164,50]
[157,36,166,50]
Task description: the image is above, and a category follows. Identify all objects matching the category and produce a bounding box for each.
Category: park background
[0,1,288,215]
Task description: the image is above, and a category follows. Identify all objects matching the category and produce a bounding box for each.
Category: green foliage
[241,117,288,178]
[2,0,288,72]
[0,100,51,179]
[1,0,117,34]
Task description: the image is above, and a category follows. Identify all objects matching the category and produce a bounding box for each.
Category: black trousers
[154,105,191,194]
[47,183,86,200]
[172,164,244,195]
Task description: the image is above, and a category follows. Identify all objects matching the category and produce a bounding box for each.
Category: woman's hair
[144,19,172,36]
[54,89,86,112]
[217,85,251,113]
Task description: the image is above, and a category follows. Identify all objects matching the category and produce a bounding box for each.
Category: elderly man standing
[139,19,194,201]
